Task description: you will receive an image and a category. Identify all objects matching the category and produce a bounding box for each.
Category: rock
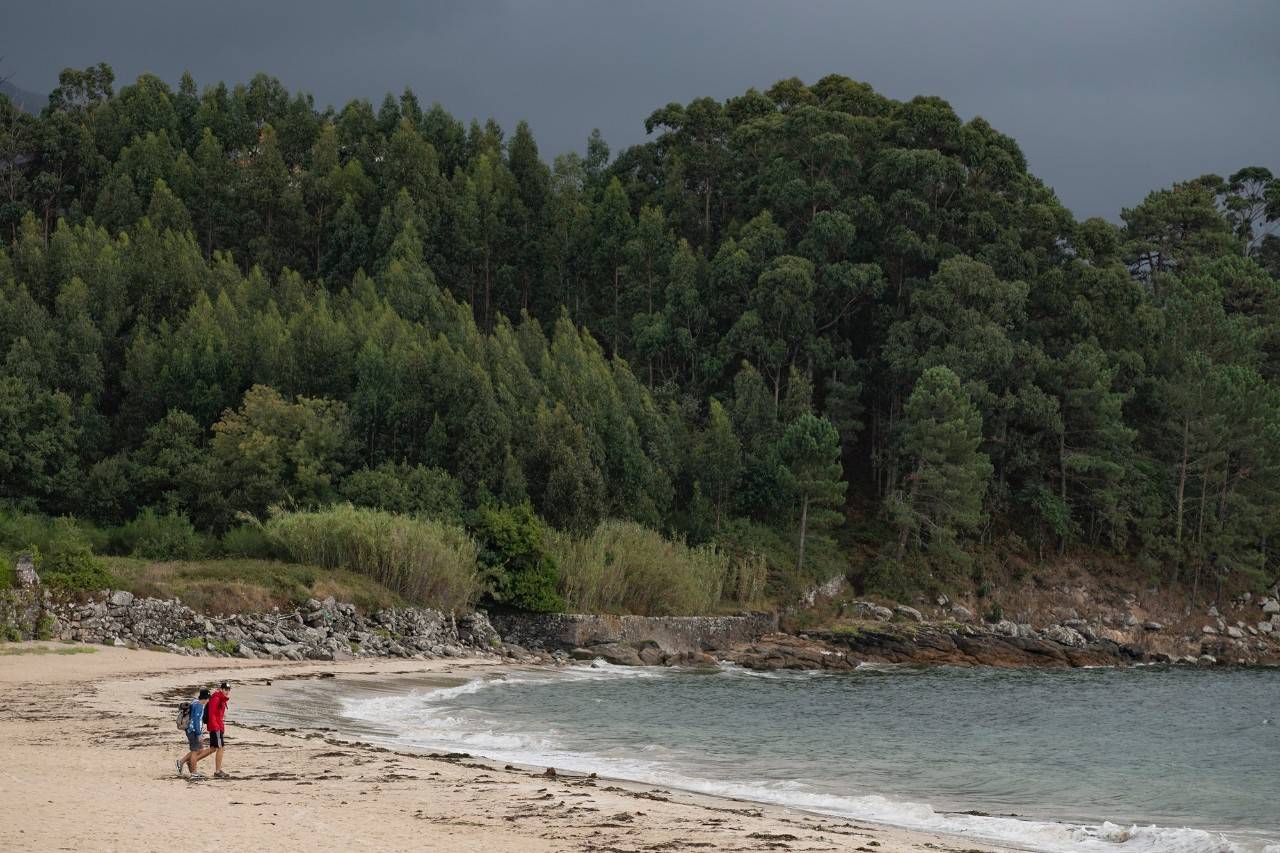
[949,605,974,622]
[1143,622,1163,632]
[1042,624,1087,648]
[1124,614,1138,627]
[1198,655,1218,665]
[1259,621,1274,635]
[894,605,924,623]
[235,646,257,659]
[1227,626,1245,639]
[638,645,667,666]
[1202,626,1218,635]
[14,553,39,588]
[108,590,134,607]
[568,648,596,661]
[585,642,644,666]
[936,594,950,607]
[1262,599,1280,615]
[991,619,1019,637]
[1209,606,1220,617]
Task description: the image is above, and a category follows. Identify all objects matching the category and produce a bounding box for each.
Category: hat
[219,681,231,690]
[197,688,212,699]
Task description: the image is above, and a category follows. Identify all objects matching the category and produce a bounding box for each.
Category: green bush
[209,637,239,654]
[0,512,109,563]
[471,504,563,612]
[341,462,464,523]
[264,504,481,610]
[219,524,278,559]
[36,612,56,640]
[550,520,730,615]
[109,509,211,560]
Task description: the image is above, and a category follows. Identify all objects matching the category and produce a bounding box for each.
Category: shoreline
[0,641,1019,853]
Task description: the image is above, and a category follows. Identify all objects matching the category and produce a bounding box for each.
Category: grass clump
[264,504,481,611]
[102,556,403,615]
[0,644,97,655]
[178,636,206,649]
[550,519,733,615]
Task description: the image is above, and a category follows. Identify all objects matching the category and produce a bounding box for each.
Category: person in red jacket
[193,681,231,778]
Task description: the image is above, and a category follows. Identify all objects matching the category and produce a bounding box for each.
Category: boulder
[894,605,924,623]
[108,590,134,607]
[1262,599,1280,616]
[950,605,974,622]
[1143,622,1163,632]
[1202,626,1218,635]
[14,553,39,588]
[1042,624,1087,648]
[991,619,1019,637]
[1258,621,1274,635]
[1227,626,1245,639]
[586,642,644,666]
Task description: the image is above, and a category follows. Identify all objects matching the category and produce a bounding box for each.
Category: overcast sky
[3,1,1277,219]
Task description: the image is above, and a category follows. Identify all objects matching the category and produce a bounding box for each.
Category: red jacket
[205,691,229,731]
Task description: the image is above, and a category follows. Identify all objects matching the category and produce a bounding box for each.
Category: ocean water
[238,663,1280,853]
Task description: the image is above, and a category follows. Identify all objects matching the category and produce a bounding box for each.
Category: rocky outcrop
[489,611,777,658]
[39,592,499,661]
[720,624,1177,671]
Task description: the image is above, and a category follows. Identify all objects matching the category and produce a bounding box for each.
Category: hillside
[2,65,1279,618]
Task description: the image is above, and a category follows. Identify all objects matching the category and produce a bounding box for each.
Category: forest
[2,64,1279,611]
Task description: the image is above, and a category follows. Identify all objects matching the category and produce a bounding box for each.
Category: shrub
[209,637,239,654]
[109,509,210,560]
[341,463,464,523]
[36,612,56,640]
[219,524,277,559]
[264,504,481,610]
[471,504,563,612]
[550,520,730,615]
[178,636,205,649]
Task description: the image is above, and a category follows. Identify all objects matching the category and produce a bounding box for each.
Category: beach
[0,642,1015,853]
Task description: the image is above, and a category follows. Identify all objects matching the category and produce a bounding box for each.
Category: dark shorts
[208,730,225,748]
[186,730,202,751]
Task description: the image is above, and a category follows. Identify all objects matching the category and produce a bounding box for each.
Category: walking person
[177,688,211,779]
[193,681,231,778]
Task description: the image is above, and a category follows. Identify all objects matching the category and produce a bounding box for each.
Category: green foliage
[178,636,205,649]
[264,504,481,610]
[1,66,1278,608]
[470,503,563,612]
[550,520,730,615]
[108,509,210,560]
[340,462,463,523]
[36,612,56,640]
[219,524,277,559]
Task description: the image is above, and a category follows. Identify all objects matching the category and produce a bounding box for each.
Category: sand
[0,642,1017,853]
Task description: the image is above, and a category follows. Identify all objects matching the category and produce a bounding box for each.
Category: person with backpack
[176,688,211,779]
[191,681,231,778]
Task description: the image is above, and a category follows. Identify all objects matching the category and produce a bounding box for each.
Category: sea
[235,661,1280,853]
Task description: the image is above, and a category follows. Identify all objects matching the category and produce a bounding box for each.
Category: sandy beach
[0,641,1015,853]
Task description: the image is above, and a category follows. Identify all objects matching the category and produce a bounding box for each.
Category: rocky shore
[5,552,1277,671]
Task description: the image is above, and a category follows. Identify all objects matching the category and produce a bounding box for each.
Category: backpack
[176,700,192,730]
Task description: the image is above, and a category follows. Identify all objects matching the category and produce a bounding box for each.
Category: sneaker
[175,759,185,777]
[189,772,206,781]
[213,771,229,779]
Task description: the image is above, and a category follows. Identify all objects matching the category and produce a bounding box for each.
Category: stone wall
[34,591,499,661]
[490,611,778,654]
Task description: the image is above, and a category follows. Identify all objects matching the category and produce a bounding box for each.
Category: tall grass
[551,520,742,615]
[264,504,481,610]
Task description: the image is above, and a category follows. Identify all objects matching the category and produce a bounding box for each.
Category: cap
[219,681,231,690]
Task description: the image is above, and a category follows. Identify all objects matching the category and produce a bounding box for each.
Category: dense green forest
[2,64,1279,609]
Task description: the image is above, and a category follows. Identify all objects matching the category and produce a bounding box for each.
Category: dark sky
[3,1,1277,220]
